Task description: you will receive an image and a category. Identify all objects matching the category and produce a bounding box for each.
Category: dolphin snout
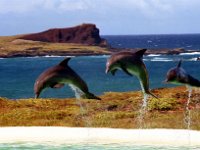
[163,79,169,84]
[105,68,109,74]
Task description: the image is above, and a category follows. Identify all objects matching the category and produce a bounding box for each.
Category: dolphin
[165,60,200,87]
[106,49,157,98]
[34,58,100,100]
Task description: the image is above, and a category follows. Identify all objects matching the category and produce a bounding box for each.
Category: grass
[0,86,200,129]
[0,35,110,57]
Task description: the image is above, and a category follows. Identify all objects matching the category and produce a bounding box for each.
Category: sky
[1,0,200,35]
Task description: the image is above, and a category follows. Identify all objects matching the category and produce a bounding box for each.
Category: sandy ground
[0,127,200,146]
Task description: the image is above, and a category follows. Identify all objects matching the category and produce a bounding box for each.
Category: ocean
[103,34,200,50]
[0,34,200,99]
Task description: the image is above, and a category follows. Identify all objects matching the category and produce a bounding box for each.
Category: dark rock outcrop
[109,47,189,55]
[20,24,108,47]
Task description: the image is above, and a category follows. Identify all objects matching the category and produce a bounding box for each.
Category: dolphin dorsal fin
[177,60,182,68]
[59,57,71,66]
[135,49,147,58]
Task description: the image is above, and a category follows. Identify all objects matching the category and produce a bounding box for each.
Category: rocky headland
[0,23,199,58]
[20,23,108,47]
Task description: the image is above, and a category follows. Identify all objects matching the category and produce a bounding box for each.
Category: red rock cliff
[20,24,108,47]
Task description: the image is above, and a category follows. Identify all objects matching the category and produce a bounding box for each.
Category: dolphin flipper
[188,75,200,87]
[121,65,132,76]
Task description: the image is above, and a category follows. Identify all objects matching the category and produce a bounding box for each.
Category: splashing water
[139,80,148,109]
[69,84,83,99]
[136,80,149,128]
[142,93,148,108]
[184,86,192,129]
[69,84,92,127]
[137,93,148,128]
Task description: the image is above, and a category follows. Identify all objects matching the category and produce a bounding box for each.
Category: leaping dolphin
[34,58,100,100]
[106,49,157,99]
[165,60,200,87]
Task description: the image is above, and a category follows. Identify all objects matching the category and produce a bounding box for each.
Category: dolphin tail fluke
[82,92,101,100]
[146,91,159,99]
[188,75,200,87]
[35,94,39,99]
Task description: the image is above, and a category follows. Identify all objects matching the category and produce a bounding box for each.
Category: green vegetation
[0,35,110,57]
[0,86,200,130]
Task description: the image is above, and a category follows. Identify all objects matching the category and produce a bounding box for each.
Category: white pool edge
[0,127,200,146]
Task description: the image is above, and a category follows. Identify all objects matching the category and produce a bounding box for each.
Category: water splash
[139,80,148,109]
[69,84,92,127]
[137,93,148,128]
[136,80,149,128]
[69,84,83,99]
[184,86,192,129]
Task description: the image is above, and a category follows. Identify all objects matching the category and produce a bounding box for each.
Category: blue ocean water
[0,34,200,99]
[103,34,200,50]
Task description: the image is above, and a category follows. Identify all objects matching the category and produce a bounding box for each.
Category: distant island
[0,23,198,58]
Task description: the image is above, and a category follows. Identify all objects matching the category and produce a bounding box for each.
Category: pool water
[0,143,200,150]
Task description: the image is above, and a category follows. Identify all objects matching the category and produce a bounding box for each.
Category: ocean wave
[146,54,162,57]
[147,40,152,43]
[26,55,73,59]
[42,55,70,58]
[88,55,109,58]
[186,45,192,47]
[150,57,173,62]
[180,52,200,55]
[144,57,199,62]
[188,58,200,61]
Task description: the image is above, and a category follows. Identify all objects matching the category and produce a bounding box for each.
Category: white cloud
[0,0,94,14]
[0,0,200,15]
[0,0,43,13]
[1,0,200,35]
[58,0,89,11]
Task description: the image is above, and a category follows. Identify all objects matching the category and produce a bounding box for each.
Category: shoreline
[0,49,200,59]
[0,52,110,59]
[1,34,200,58]
[0,127,200,146]
[1,26,200,58]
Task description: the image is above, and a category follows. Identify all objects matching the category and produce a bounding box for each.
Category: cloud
[0,0,43,14]
[1,0,200,35]
[1,0,200,16]
[0,0,93,14]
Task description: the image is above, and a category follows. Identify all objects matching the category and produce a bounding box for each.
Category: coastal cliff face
[20,24,108,47]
